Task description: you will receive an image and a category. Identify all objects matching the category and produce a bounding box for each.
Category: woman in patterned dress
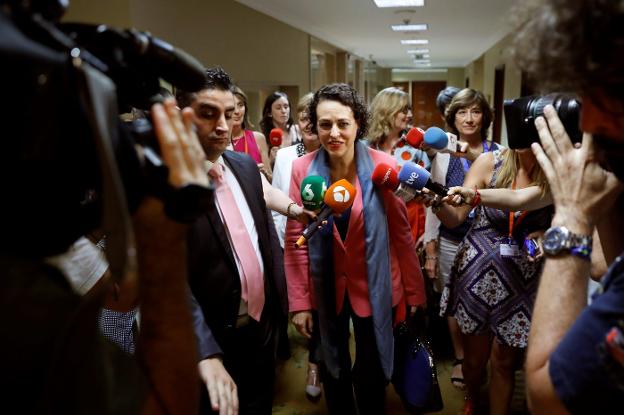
[434,147,552,415]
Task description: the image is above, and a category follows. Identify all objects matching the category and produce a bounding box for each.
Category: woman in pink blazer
[284,83,426,414]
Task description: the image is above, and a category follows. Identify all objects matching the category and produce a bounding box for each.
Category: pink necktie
[209,163,264,321]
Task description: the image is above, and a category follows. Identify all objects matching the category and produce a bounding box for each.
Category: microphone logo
[302,184,315,201]
[406,171,419,185]
[332,186,351,203]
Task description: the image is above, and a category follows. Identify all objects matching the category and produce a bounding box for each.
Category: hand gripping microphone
[300,175,327,211]
[269,128,283,147]
[424,126,458,153]
[371,163,419,202]
[295,179,356,248]
[398,161,451,197]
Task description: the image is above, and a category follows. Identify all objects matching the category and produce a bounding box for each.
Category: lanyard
[461,140,490,173]
[508,180,528,238]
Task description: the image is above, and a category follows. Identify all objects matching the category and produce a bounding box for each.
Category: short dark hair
[512,0,624,102]
[445,88,493,141]
[175,67,233,109]
[309,83,369,140]
[436,86,461,115]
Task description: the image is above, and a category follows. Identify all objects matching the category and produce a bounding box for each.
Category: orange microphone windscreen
[323,179,356,214]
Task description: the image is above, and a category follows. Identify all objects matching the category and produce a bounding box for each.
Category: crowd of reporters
[4,0,624,414]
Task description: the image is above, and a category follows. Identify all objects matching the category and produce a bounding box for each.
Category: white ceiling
[235,0,515,69]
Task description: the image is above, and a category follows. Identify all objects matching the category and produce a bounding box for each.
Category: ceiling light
[406,49,429,54]
[373,0,424,7]
[401,39,429,45]
[421,54,430,58]
[414,63,431,67]
[414,59,430,63]
[391,24,428,31]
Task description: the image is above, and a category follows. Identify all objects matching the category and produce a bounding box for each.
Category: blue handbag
[392,314,443,413]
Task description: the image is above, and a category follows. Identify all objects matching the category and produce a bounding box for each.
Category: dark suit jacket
[188,151,287,358]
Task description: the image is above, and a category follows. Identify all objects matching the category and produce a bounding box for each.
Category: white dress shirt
[271,145,300,248]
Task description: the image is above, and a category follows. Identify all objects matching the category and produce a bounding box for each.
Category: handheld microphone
[371,163,418,202]
[398,161,452,197]
[300,175,327,210]
[424,127,458,153]
[404,127,425,148]
[269,128,283,147]
[295,179,356,248]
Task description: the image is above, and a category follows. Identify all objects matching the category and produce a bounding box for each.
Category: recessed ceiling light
[414,59,430,63]
[391,24,428,31]
[414,63,432,67]
[406,49,429,54]
[421,54,430,58]
[373,0,424,7]
[401,39,429,45]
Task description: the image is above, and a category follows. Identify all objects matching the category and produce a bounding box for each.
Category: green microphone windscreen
[300,175,327,210]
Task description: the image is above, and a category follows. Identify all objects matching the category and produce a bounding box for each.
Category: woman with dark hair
[259,91,301,166]
[423,88,500,391]
[230,86,272,179]
[284,83,426,414]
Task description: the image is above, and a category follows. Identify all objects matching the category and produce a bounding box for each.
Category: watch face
[543,227,566,254]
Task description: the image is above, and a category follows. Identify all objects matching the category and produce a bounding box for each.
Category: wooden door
[410,81,447,130]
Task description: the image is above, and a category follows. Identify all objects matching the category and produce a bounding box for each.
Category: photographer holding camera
[511,0,624,413]
[0,1,216,413]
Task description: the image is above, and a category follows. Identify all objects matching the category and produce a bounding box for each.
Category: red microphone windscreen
[371,163,399,191]
[324,179,356,214]
[269,128,283,146]
[405,127,425,148]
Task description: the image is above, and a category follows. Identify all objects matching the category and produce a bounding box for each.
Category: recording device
[3,2,209,255]
[300,175,327,210]
[398,162,451,197]
[504,94,582,149]
[269,128,283,147]
[404,127,425,148]
[371,163,419,202]
[295,179,356,248]
[423,127,458,153]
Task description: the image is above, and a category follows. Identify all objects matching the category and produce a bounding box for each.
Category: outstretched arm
[434,151,494,228]
[445,185,552,211]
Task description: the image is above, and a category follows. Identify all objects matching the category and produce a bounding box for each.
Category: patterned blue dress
[440,150,552,348]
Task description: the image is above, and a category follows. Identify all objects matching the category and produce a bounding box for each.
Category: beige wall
[446,68,465,88]
[391,70,448,82]
[64,0,312,125]
[464,34,522,145]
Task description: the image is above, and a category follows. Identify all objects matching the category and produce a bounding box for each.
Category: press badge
[500,237,520,257]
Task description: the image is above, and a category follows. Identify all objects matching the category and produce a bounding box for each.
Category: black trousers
[201,321,276,415]
[321,295,389,415]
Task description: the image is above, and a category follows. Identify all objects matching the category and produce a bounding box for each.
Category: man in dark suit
[176,68,287,415]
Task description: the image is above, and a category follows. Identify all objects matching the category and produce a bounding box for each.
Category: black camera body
[1,4,209,256]
[504,94,583,149]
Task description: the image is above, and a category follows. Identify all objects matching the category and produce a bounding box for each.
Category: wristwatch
[542,226,592,260]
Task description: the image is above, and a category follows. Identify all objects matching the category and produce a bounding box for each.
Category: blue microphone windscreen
[398,162,431,190]
[424,127,448,150]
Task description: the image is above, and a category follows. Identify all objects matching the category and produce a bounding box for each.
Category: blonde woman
[434,147,552,415]
[367,87,427,246]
